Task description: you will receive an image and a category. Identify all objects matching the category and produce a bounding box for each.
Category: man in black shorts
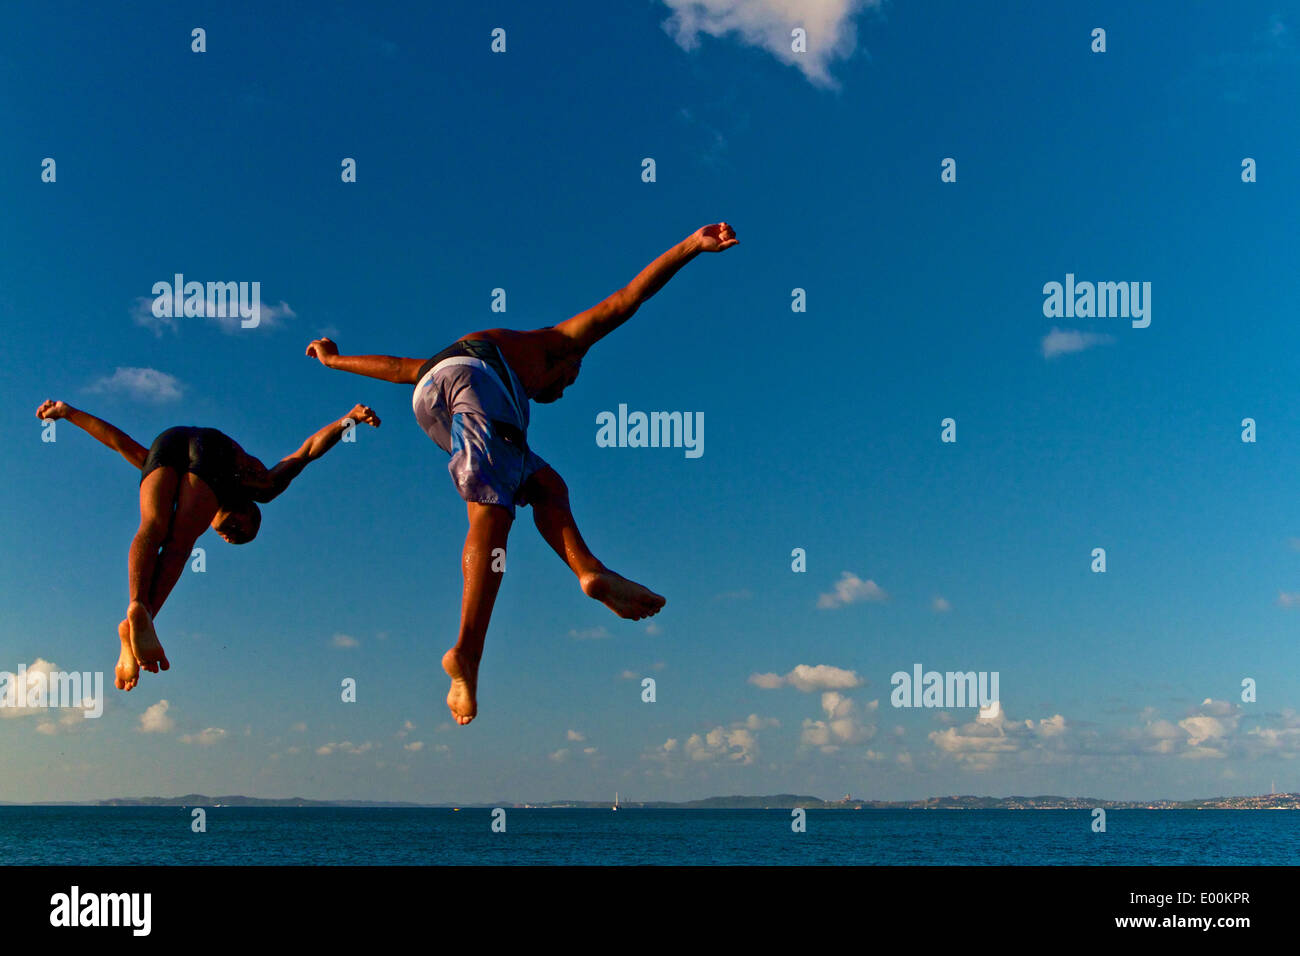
[34,399,380,691]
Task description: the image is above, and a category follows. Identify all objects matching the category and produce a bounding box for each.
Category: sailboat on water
[612,791,620,811]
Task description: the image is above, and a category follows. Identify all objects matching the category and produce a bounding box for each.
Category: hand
[35,399,71,420]
[306,338,339,367]
[692,222,739,253]
[346,404,381,428]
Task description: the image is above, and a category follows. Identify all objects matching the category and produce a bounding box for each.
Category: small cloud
[85,367,183,403]
[817,572,888,609]
[645,622,662,635]
[404,741,424,752]
[1278,592,1300,608]
[331,633,359,649]
[316,740,373,756]
[750,664,863,692]
[566,729,585,742]
[179,727,227,746]
[932,596,952,613]
[1041,327,1115,359]
[568,626,611,640]
[660,0,881,90]
[549,748,570,762]
[130,293,296,336]
[618,669,640,680]
[139,700,175,733]
[583,746,598,755]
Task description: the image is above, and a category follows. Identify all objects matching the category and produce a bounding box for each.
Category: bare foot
[127,601,169,674]
[115,619,140,691]
[442,648,479,725]
[580,571,666,620]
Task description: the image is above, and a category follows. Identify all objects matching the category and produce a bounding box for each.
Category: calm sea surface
[1,807,1294,866]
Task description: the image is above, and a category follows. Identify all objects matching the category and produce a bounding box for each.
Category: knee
[136,514,171,542]
[526,467,568,506]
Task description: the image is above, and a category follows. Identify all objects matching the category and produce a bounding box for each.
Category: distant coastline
[3,792,1297,809]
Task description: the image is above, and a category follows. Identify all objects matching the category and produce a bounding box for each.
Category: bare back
[458,328,576,398]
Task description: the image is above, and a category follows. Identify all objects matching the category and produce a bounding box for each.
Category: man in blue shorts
[306,222,739,724]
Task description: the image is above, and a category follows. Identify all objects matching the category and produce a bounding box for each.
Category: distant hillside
[95,794,424,808]
[2,791,1293,809]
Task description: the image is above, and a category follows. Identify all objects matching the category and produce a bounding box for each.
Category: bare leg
[443,501,513,725]
[523,466,665,620]
[146,474,218,617]
[132,473,219,673]
[129,468,179,607]
[124,469,179,685]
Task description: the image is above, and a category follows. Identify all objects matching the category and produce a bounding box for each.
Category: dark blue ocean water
[0,807,1294,865]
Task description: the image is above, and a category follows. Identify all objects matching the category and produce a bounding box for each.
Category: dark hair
[220,499,262,544]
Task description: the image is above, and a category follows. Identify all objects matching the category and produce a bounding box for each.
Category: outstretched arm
[35,399,148,470]
[554,222,739,354]
[245,404,381,503]
[306,338,425,384]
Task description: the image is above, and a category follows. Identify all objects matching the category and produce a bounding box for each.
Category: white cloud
[817,571,888,608]
[618,669,640,680]
[549,748,570,762]
[85,367,183,403]
[750,663,863,692]
[660,0,880,89]
[131,294,296,336]
[801,691,877,752]
[315,739,373,756]
[1278,592,1300,608]
[932,596,952,613]
[404,741,424,752]
[566,729,585,742]
[1041,327,1115,359]
[650,716,771,766]
[569,626,611,640]
[179,727,227,746]
[139,700,174,733]
[331,633,360,649]
[929,708,1068,770]
[685,725,758,764]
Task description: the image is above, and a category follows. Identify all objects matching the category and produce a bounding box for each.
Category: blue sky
[2,0,1299,804]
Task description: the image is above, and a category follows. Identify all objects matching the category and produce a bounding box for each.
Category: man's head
[533,351,582,404]
[212,499,262,544]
